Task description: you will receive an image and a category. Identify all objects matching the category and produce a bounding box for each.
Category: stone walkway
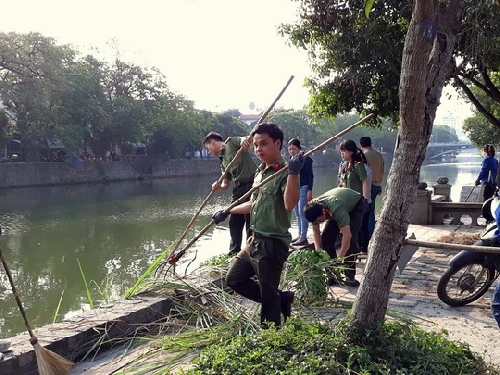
[331,224,500,367]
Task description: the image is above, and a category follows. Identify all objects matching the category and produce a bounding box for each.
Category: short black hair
[288,138,301,149]
[250,123,284,149]
[203,131,223,146]
[359,137,372,148]
[304,202,325,223]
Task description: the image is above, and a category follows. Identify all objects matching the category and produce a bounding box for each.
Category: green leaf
[364,0,375,18]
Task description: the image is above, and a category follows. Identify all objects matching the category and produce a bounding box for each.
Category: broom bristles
[32,342,73,375]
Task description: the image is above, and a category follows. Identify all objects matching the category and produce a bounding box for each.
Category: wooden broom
[0,247,73,375]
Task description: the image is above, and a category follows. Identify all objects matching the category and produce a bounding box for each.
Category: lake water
[0,149,483,338]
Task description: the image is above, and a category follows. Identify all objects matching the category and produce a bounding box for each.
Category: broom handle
[0,248,36,338]
[172,75,295,251]
[167,112,375,264]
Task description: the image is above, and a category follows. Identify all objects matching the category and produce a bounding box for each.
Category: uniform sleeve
[355,163,367,181]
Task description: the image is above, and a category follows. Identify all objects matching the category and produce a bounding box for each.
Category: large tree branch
[454,75,500,128]
[481,69,500,102]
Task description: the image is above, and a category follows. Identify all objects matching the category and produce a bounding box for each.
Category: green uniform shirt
[315,188,362,228]
[250,156,292,244]
[341,163,367,194]
[221,137,257,183]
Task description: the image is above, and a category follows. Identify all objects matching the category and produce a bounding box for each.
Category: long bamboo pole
[405,237,500,254]
[172,75,295,251]
[163,113,376,267]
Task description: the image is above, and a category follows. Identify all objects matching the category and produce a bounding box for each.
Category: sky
[3,0,473,123]
[3,0,310,113]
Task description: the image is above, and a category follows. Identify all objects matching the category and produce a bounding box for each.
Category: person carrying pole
[203,132,257,255]
[211,122,301,328]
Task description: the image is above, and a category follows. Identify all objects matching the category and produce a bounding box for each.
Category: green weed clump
[183,318,499,375]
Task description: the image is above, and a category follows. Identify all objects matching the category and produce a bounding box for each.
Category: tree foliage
[282,0,466,336]
[431,125,460,143]
[280,0,411,123]
[0,32,75,160]
[0,31,232,160]
[280,0,500,129]
[461,72,500,147]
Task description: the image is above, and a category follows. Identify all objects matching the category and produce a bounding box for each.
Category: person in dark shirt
[287,138,314,247]
[475,144,499,201]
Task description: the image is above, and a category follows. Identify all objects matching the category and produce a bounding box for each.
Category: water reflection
[0,177,234,338]
[420,148,482,202]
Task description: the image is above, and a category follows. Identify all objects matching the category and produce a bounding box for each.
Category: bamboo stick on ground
[0,248,73,375]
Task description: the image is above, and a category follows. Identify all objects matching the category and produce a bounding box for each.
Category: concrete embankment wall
[0,157,221,189]
[0,153,338,189]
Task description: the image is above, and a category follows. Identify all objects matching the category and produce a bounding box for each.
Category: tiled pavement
[329,224,500,367]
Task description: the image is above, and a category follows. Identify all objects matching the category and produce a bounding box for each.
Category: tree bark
[350,0,463,334]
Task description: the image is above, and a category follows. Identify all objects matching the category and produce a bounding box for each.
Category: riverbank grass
[115,255,500,375]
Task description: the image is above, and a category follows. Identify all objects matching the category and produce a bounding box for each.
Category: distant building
[442,116,458,128]
[238,113,261,128]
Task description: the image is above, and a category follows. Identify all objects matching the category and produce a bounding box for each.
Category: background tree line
[0,31,405,163]
[0,32,250,161]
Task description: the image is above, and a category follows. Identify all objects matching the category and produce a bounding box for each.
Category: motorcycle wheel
[437,262,496,307]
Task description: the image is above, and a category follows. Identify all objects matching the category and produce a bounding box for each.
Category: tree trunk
[350,0,463,334]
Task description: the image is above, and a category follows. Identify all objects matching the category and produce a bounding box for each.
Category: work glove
[288,151,304,175]
[475,179,481,186]
[212,210,228,224]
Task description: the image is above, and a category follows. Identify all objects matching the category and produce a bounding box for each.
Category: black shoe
[292,239,309,247]
[327,277,341,286]
[281,291,294,322]
[291,237,300,243]
[345,278,360,287]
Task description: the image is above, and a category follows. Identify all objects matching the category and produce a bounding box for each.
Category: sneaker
[345,278,360,287]
[280,291,294,322]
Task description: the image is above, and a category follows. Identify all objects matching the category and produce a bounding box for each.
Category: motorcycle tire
[437,261,496,307]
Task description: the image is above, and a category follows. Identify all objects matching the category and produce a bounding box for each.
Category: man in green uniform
[212,123,301,327]
[203,131,257,254]
[304,188,368,287]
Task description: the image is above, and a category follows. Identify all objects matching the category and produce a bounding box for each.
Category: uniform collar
[259,156,286,172]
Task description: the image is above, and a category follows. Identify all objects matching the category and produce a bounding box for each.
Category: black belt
[235,180,252,187]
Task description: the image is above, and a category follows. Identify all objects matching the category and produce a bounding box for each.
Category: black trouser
[321,199,365,280]
[225,233,289,327]
[229,181,252,253]
[358,202,372,253]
